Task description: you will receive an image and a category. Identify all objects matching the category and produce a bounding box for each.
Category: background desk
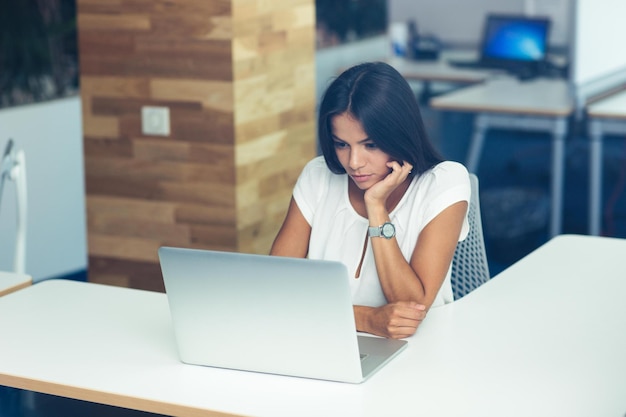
[586,89,626,235]
[386,55,493,102]
[430,77,574,237]
[387,56,492,84]
[0,271,31,297]
[0,235,625,417]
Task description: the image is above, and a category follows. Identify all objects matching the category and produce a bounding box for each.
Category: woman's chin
[350,178,374,190]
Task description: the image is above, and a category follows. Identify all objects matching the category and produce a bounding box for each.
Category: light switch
[141,106,170,136]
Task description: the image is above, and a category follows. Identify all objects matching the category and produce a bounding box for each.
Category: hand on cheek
[365,161,413,206]
[386,160,413,180]
[382,161,413,190]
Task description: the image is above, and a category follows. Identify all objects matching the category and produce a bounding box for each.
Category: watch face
[381,222,395,238]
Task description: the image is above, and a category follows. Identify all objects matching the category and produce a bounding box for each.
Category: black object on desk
[407,20,441,61]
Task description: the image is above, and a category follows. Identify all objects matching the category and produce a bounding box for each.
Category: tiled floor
[2,97,626,417]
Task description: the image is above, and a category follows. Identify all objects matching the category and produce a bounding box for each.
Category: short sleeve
[292,156,329,225]
[421,162,471,241]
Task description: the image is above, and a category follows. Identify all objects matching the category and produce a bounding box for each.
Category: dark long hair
[318,61,443,175]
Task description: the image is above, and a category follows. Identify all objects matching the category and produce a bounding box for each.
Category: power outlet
[141,106,170,136]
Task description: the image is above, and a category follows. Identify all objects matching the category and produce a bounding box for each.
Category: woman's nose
[349,149,364,170]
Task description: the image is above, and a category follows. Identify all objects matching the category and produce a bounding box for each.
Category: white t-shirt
[293,156,471,308]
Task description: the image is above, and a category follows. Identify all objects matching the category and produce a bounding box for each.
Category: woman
[271,62,470,339]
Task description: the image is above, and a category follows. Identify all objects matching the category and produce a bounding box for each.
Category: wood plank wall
[78,0,316,291]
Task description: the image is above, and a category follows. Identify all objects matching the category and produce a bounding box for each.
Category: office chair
[450,173,490,299]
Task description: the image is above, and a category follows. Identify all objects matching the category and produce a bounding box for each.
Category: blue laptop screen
[481,15,550,62]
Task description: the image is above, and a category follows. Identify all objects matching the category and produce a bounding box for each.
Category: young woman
[271,62,470,339]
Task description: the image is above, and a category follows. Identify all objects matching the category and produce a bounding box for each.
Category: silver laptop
[158,246,407,383]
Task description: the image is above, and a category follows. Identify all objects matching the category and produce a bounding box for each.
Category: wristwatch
[368,222,396,239]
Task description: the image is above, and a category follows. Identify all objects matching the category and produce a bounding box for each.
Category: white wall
[571,0,626,87]
[0,96,87,282]
[316,35,390,108]
[525,0,571,48]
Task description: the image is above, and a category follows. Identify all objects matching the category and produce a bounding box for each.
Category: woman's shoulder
[294,155,346,222]
[429,160,469,177]
[300,155,343,182]
[296,155,338,193]
[419,160,469,186]
[300,155,329,176]
[403,161,470,223]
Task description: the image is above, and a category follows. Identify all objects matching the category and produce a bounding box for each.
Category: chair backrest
[450,173,490,299]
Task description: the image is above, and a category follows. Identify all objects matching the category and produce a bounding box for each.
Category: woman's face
[331,112,394,190]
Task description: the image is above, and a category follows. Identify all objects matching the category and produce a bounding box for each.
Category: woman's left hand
[364,160,413,207]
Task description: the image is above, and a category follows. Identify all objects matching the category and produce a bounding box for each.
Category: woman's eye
[333,141,347,149]
[365,142,378,149]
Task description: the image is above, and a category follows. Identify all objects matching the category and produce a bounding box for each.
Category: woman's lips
[351,174,371,183]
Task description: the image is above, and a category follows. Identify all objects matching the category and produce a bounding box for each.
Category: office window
[0,0,78,109]
[316,0,387,48]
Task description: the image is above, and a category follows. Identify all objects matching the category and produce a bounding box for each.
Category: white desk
[0,271,31,297]
[1,235,625,417]
[430,77,574,237]
[387,56,492,85]
[386,54,493,102]
[586,89,626,235]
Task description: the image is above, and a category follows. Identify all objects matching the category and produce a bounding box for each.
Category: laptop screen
[480,14,551,63]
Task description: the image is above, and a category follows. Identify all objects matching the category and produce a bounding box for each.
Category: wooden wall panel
[78,0,315,290]
[232,0,316,254]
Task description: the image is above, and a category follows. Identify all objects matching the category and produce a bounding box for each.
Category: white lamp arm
[12,149,27,274]
[0,139,27,274]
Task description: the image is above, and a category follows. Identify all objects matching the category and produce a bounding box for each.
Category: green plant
[0,0,78,108]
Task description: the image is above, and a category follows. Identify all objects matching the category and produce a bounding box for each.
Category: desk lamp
[0,139,27,274]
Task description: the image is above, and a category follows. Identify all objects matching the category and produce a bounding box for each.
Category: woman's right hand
[355,302,427,339]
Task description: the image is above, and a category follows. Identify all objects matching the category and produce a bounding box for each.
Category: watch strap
[368,222,395,239]
[368,225,382,238]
